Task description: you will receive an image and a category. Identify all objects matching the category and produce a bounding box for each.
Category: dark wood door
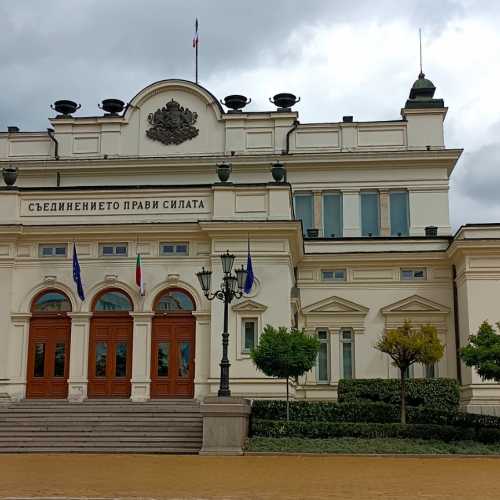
[151,315,195,398]
[26,317,71,399]
[88,315,133,398]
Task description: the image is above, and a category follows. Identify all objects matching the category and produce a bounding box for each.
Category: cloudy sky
[0,0,498,229]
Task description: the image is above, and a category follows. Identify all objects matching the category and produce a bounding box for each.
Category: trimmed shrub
[251,400,500,429]
[337,378,460,412]
[250,419,495,443]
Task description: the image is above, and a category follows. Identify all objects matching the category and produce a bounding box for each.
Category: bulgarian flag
[135,253,145,296]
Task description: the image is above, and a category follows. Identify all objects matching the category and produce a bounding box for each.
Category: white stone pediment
[302,296,369,316]
[381,295,450,315]
[232,299,268,313]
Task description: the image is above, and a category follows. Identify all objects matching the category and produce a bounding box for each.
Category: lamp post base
[199,396,251,455]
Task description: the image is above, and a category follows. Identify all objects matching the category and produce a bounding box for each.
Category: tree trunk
[286,377,290,421]
[400,367,407,424]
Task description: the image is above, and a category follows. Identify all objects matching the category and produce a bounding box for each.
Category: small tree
[460,321,500,381]
[375,320,444,424]
[251,325,320,420]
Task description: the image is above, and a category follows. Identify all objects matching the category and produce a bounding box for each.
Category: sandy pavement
[0,454,499,499]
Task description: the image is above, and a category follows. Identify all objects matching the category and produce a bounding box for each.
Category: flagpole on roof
[193,18,199,84]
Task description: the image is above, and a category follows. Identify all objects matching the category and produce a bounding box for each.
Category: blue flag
[72,243,85,301]
[244,239,254,294]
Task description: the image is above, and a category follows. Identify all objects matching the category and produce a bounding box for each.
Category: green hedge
[250,419,500,443]
[337,378,460,412]
[251,400,500,429]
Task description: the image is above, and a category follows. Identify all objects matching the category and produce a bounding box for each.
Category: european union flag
[244,239,254,294]
[72,243,85,301]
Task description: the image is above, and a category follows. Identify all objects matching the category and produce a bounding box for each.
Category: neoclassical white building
[0,76,498,413]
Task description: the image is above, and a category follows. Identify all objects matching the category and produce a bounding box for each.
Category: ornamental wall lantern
[2,165,17,188]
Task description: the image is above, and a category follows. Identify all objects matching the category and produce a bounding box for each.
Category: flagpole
[196,41,198,84]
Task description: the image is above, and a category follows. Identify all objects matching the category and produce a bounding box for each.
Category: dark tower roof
[405,72,444,109]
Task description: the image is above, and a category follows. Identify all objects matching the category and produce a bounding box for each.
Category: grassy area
[246,437,500,455]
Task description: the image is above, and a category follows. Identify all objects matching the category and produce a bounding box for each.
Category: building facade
[0,77,499,413]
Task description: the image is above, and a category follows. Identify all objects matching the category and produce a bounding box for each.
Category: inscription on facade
[21,197,209,217]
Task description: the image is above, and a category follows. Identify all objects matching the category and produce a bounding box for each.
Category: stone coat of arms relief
[146,99,199,145]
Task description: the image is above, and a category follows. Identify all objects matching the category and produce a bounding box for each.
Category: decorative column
[67,312,92,402]
[8,313,31,401]
[130,312,154,402]
[342,189,361,237]
[193,311,211,400]
[379,189,390,236]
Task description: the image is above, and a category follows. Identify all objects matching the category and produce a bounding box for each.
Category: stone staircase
[0,399,203,453]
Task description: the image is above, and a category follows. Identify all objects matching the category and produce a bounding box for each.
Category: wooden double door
[88,315,133,398]
[26,317,71,398]
[151,315,195,398]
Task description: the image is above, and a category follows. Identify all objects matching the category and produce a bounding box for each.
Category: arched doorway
[88,288,133,398]
[151,288,196,398]
[26,289,72,398]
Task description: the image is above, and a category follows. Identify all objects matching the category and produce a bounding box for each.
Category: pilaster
[7,313,31,401]
[130,312,154,402]
[313,190,322,235]
[342,189,361,237]
[67,312,92,402]
[379,189,390,236]
[193,311,211,400]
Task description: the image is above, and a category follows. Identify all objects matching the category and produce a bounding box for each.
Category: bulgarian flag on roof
[136,253,145,296]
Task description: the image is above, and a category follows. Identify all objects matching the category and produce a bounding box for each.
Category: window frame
[316,328,330,384]
[99,242,129,257]
[38,243,67,258]
[241,317,258,355]
[339,328,355,380]
[321,269,347,282]
[389,190,410,237]
[322,191,343,238]
[360,190,380,237]
[400,268,427,281]
[293,192,314,236]
[159,242,189,257]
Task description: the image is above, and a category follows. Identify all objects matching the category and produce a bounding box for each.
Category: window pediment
[381,295,450,315]
[302,296,369,316]
[232,299,267,313]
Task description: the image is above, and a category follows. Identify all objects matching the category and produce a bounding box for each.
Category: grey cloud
[0,0,468,130]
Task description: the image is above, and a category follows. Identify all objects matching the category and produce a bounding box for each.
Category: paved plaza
[0,454,499,499]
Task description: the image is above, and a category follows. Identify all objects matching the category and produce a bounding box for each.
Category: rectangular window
[390,191,409,236]
[294,193,314,236]
[115,342,128,377]
[242,318,258,354]
[360,191,380,236]
[39,244,67,258]
[400,268,427,281]
[34,343,45,377]
[340,329,354,380]
[95,342,107,377]
[323,192,343,238]
[53,343,66,377]
[403,364,415,379]
[178,342,190,377]
[157,342,170,377]
[425,363,436,379]
[321,269,346,282]
[160,242,189,256]
[99,243,128,257]
[317,330,330,383]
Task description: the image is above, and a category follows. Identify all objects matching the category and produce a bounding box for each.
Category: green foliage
[460,321,500,382]
[250,419,500,443]
[374,321,445,424]
[251,399,500,428]
[251,325,320,380]
[337,378,460,412]
[246,437,500,455]
[375,321,444,370]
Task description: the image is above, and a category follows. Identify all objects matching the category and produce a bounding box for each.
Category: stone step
[0,406,201,414]
[0,436,202,442]
[0,447,199,454]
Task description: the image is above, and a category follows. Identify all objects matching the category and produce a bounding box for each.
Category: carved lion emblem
[146,99,199,145]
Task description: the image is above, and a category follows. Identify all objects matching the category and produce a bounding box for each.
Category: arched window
[31,290,72,313]
[154,289,195,313]
[93,289,133,312]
